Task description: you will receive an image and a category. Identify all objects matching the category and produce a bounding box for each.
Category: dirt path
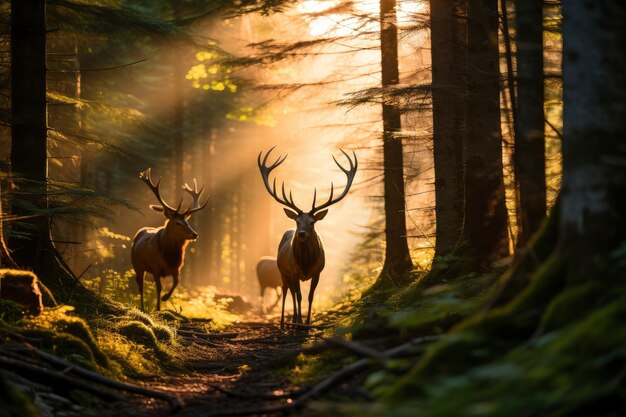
[137,319,319,417]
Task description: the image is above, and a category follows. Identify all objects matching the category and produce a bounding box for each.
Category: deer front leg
[306,273,320,325]
[293,278,303,324]
[135,268,145,311]
[162,271,179,302]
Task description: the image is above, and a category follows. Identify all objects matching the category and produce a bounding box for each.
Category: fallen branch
[18,343,183,411]
[0,354,124,402]
[197,334,444,417]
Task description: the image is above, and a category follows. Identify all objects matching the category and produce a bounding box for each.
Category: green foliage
[331,241,626,417]
[0,299,25,323]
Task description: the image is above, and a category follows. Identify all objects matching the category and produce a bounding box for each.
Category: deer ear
[313,209,328,221]
[149,204,164,213]
[284,208,299,219]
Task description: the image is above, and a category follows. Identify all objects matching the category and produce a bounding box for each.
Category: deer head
[257,147,358,241]
[139,168,208,241]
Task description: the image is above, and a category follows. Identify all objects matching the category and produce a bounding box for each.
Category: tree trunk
[560,1,626,281]
[9,0,50,272]
[378,0,413,285]
[464,0,510,269]
[430,0,467,259]
[515,0,546,249]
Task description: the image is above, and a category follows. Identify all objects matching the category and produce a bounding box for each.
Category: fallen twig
[178,329,238,339]
[208,383,303,400]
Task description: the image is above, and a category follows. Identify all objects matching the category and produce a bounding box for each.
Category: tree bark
[9,0,50,272]
[430,0,467,259]
[560,1,626,281]
[378,0,413,285]
[515,0,546,249]
[464,0,510,269]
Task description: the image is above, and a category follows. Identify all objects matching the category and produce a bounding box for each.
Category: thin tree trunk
[464,0,509,269]
[560,1,626,281]
[430,0,467,260]
[9,0,50,272]
[515,0,546,249]
[378,0,413,285]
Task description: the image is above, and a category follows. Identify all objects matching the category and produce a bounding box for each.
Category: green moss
[152,323,176,344]
[538,282,606,332]
[123,308,155,327]
[383,254,566,399]
[155,309,189,323]
[0,299,25,323]
[21,328,98,370]
[53,318,109,367]
[116,320,158,349]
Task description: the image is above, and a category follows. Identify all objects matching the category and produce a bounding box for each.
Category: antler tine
[311,149,358,214]
[182,178,209,216]
[257,147,303,214]
[139,168,178,212]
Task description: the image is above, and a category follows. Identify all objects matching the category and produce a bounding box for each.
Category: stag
[131,168,208,311]
[258,147,357,329]
[256,256,283,313]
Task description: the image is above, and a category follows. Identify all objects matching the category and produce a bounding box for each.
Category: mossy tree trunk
[464,0,509,269]
[560,1,626,282]
[9,0,50,273]
[514,0,546,250]
[430,0,467,260]
[378,0,413,286]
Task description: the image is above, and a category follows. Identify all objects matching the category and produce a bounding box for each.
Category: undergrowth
[303,236,626,416]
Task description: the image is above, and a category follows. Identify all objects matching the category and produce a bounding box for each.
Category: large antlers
[257,147,358,215]
[311,149,358,214]
[139,168,180,214]
[140,168,207,216]
[182,178,209,216]
[257,146,303,214]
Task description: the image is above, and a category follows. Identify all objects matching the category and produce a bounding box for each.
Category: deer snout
[190,231,199,240]
[297,230,307,239]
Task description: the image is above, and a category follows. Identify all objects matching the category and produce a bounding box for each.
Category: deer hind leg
[154,274,163,311]
[162,271,178,302]
[280,275,289,330]
[135,268,145,311]
[306,273,320,325]
[267,287,280,313]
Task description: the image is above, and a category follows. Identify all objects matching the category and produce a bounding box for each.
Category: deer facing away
[258,147,357,329]
[256,256,283,313]
[131,168,208,311]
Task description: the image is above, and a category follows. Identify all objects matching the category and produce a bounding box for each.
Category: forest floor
[126,316,324,417]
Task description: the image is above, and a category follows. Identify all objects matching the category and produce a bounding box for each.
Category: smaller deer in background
[256,256,282,313]
[131,168,208,311]
[258,147,357,329]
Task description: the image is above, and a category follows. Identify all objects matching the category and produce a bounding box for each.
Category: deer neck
[157,226,187,268]
[291,229,321,275]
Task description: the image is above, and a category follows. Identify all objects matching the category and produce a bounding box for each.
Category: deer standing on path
[258,147,357,329]
[131,168,208,311]
[256,256,283,313]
